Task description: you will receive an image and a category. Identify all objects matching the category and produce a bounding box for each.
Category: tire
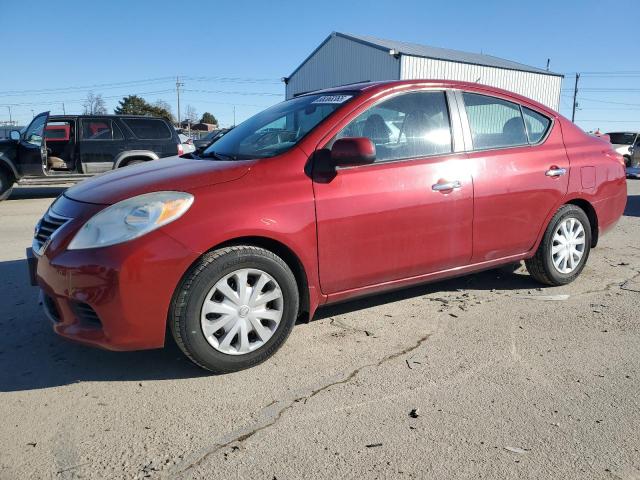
[0,169,14,201]
[170,246,299,373]
[525,204,592,286]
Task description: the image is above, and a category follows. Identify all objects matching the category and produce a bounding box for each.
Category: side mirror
[9,130,20,141]
[331,137,376,167]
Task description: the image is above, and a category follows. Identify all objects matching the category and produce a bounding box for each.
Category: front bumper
[33,225,199,351]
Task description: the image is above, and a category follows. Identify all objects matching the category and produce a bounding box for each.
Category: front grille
[70,302,102,328]
[33,210,70,254]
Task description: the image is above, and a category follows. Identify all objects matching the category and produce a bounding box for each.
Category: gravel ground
[1,183,639,479]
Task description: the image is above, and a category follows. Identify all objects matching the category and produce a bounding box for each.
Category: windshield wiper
[201,150,236,161]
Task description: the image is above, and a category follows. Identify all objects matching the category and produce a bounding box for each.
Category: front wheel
[525,205,592,286]
[170,246,299,373]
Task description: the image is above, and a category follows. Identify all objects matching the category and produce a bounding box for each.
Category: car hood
[64,156,253,205]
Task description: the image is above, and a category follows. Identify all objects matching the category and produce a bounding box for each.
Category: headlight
[68,191,194,250]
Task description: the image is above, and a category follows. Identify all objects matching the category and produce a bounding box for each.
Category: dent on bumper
[36,230,199,351]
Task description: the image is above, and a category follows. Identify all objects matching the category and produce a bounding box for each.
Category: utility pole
[233,106,236,127]
[31,109,35,118]
[6,106,11,125]
[176,76,184,127]
[62,103,66,115]
[571,73,580,123]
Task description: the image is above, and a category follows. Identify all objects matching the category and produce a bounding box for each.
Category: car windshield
[202,93,356,160]
[608,132,637,145]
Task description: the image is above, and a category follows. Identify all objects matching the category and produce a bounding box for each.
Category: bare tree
[185,105,198,124]
[83,92,107,115]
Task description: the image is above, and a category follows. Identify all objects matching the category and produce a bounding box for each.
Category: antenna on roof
[546,58,550,71]
[475,77,481,83]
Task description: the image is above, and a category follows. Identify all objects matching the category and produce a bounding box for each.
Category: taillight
[177,144,184,156]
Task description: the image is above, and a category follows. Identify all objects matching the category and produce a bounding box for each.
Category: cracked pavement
[1,183,639,479]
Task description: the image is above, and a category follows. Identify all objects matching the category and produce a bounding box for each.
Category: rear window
[522,107,551,144]
[122,118,172,139]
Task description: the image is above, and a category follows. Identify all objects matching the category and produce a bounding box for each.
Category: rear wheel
[121,159,146,167]
[525,204,592,286]
[0,169,14,201]
[170,246,299,373]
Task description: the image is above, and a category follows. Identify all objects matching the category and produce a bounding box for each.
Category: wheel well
[213,236,310,321]
[119,156,152,167]
[566,199,599,247]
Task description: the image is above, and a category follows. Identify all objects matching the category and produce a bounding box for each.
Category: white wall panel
[400,56,562,110]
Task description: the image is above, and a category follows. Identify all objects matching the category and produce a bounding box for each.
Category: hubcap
[200,268,283,355]
[551,217,586,274]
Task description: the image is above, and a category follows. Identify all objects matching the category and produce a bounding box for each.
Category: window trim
[323,88,458,168]
[455,90,554,153]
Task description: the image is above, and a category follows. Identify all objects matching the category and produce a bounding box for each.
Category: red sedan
[29,80,627,373]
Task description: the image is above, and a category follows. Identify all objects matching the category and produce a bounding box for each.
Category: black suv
[0,112,181,200]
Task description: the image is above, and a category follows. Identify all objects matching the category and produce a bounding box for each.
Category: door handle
[432,180,462,192]
[545,167,567,177]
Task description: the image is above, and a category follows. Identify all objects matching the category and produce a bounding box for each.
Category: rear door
[16,112,49,176]
[313,90,474,294]
[78,118,126,173]
[458,92,569,262]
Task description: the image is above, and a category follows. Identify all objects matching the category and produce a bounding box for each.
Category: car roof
[299,79,557,115]
[48,114,168,121]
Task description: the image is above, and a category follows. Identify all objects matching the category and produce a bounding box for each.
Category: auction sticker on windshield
[312,95,352,104]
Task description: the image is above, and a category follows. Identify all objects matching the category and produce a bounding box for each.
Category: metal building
[284,32,563,110]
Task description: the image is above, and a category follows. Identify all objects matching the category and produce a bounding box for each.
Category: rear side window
[337,91,452,162]
[122,118,172,139]
[522,107,551,144]
[81,119,117,140]
[462,93,527,150]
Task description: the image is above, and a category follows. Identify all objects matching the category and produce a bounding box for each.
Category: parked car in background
[193,128,230,152]
[0,125,24,139]
[628,143,640,178]
[178,133,196,154]
[28,80,626,373]
[0,113,181,200]
[607,131,639,166]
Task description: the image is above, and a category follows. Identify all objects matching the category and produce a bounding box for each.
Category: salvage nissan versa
[28,80,627,373]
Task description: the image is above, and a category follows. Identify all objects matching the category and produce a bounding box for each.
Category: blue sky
[1,0,638,132]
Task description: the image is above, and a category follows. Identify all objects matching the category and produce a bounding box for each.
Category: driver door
[17,112,49,176]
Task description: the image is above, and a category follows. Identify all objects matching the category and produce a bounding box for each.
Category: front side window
[82,120,114,140]
[24,115,47,146]
[203,93,356,160]
[463,93,528,150]
[44,121,72,142]
[337,91,452,162]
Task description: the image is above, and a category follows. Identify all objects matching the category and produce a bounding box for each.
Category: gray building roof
[288,32,562,79]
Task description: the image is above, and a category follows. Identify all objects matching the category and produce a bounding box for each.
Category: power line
[561,95,640,107]
[0,89,175,107]
[183,88,282,97]
[0,75,282,98]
